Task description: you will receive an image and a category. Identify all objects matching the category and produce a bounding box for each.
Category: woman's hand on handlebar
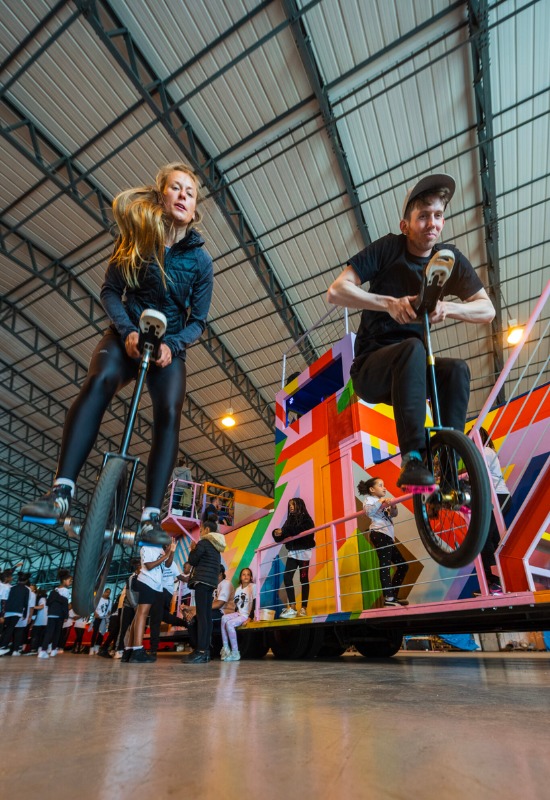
[155,343,173,368]
[125,331,141,359]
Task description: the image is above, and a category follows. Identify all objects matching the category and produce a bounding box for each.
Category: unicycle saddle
[413,249,455,316]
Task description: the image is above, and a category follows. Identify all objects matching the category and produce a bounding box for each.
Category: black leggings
[57,330,187,508]
[369,530,408,600]
[351,338,470,455]
[284,556,310,607]
[194,583,215,652]
[42,618,63,651]
[116,606,136,651]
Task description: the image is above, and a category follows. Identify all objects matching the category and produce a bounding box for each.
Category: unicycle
[407,251,491,568]
[71,309,168,616]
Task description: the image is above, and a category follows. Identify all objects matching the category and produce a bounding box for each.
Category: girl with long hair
[220,567,255,662]
[273,497,315,619]
[22,163,213,545]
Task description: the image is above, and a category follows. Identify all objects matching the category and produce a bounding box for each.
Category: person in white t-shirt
[477,428,511,595]
[27,589,48,654]
[89,588,112,654]
[220,568,255,662]
[149,541,188,656]
[124,541,172,663]
[358,477,408,608]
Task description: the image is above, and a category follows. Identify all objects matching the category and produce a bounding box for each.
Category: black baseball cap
[402,173,455,219]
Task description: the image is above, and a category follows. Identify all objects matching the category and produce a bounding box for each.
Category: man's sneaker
[224,650,241,662]
[397,459,436,491]
[37,650,49,659]
[138,513,172,547]
[129,647,156,663]
[21,485,72,525]
[280,607,298,619]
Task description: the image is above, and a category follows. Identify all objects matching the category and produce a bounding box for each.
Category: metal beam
[281,0,371,247]
[76,0,318,367]
[468,0,505,404]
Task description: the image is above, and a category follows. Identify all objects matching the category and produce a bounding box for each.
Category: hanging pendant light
[221,407,236,427]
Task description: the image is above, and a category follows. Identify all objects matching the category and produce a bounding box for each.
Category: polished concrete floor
[1,650,549,800]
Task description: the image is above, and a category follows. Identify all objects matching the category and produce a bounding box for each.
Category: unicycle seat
[413,249,455,316]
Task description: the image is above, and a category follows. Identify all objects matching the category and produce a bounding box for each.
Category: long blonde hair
[110,162,202,288]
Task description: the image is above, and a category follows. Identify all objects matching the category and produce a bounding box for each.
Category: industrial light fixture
[506,318,524,345]
[221,381,236,427]
[221,407,236,428]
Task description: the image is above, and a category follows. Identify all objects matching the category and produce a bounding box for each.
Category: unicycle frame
[71,311,167,614]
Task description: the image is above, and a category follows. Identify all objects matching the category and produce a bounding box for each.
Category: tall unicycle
[71,309,168,616]
[404,250,491,568]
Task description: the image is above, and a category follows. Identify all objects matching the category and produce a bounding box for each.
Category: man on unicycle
[327,173,495,489]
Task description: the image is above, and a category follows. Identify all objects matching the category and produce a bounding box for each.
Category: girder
[468,0,505,404]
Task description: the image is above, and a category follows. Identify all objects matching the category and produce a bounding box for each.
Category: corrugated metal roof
[1,0,548,564]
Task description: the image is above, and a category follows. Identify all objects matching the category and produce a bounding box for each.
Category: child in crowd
[220,567,255,662]
[71,611,88,653]
[27,589,48,655]
[39,569,72,658]
[181,520,226,665]
[358,478,408,607]
[273,497,315,619]
[89,588,112,654]
[0,572,31,656]
[123,541,172,663]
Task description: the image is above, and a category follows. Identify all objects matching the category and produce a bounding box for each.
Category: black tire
[238,630,269,660]
[354,633,402,658]
[268,625,316,659]
[317,627,348,658]
[413,430,491,568]
[72,458,127,617]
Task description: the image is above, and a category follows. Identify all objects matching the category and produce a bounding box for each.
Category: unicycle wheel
[413,430,491,568]
[72,458,128,616]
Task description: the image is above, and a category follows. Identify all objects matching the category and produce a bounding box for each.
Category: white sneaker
[298,608,307,617]
[220,645,230,661]
[50,649,58,657]
[11,650,21,656]
[38,651,49,659]
[224,650,241,661]
[280,607,298,619]
[113,651,124,660]
[0,647,11,656]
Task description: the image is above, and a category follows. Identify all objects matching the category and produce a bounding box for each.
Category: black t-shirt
[349,234,483,359]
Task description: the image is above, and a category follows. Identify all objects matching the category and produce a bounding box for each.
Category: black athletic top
[348,234,483,359]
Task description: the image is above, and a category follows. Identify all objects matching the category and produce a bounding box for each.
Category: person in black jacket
[273,498,315,619]
[22,163,214,547]
[181,520,226,664]
[39,569,72,659]
[0,572,31,656]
